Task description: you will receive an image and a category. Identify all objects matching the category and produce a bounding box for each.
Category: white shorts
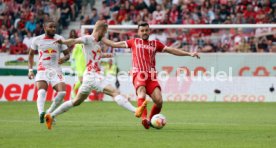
[35,69,65,87]
[78,71,111,94]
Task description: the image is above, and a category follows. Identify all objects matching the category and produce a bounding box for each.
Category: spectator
[0,0,7,14]
[116,4,127,24]
[152,4,165,24]
[136,0,148,11]
[100,1,110,19]
[0,24,9,39]
[248,37,257,52]
[23,31,33,49]
[49,2,60,24]
[81,0,95,19]
[90,8,98,25]
[148,0,157,13]
[122,14,133,25]
[168,4,179,24]
[201,38,216,52]
[236,38,250,52]
[10,31,23,45]
[33,23,44,36]
[10,36,27,54]
[25,16,36,33]
[81,15,91,25]
[59,0,71,29]
[149,29,168,44]
[257,37,269,52]
[1,38,10,52]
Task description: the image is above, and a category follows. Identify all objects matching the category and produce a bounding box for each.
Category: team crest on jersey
[44,48,57,54]
[97,48,101,53]
[136,44,155,51]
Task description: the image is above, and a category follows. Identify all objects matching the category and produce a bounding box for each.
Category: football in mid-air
[151,114,166,129]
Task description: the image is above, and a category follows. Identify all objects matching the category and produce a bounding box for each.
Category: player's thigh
[53,82,66,92]
[133,73,147,98]
[136,86,147,98]
[36,80,48,90]
[150,87,163,105]
[72,92,90,106]
[103,84,119,98]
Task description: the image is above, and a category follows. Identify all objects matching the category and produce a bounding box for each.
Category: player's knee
[137,92,146,99]
[111,89,120,98]
[137,88,146,98]
[155,98,163,107]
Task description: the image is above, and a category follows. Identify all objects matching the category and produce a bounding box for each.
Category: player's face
[44,22,56,37]
[138,25,150,40]
[98,27,107,41]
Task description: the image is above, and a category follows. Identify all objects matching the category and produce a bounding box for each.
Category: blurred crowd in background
[0,0,275,54]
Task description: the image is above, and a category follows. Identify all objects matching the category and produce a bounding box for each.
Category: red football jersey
[125,38,166,72]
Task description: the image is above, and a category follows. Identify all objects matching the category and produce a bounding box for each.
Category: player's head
[138,22,150,40]
[43,19,56,37]
[93,20,108,41]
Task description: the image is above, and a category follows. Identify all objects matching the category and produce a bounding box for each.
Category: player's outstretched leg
[149,88,163,120]
[44,92,89,130]
[103,85,137,113]
[136,86,150,129]
[46,91,66,114]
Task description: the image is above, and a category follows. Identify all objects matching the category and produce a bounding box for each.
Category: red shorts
[132,72,161,95]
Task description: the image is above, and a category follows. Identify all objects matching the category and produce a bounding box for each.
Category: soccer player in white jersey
[28,20,70,123]
[44,20,146,130]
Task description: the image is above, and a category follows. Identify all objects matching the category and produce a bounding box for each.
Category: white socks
[51,100,74,117]
[114,95,136,113]
[46,91,66,114]
[37,89,46,115]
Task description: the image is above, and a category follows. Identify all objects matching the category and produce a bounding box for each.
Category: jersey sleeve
[30,37,38,50]
[77,35,88,45]
[60,36,68,51]
[125,38,134,48]
[155,40,166,52]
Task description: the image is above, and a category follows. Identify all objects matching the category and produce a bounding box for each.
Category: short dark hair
[43,19,55,26]
[138,22,149,29]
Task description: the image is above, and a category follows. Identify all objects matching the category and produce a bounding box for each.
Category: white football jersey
[78,35,102,72]
[31,34,67,72]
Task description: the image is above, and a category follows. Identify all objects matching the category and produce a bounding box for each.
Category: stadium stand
[0,0,82,54]
[0,0,275,54]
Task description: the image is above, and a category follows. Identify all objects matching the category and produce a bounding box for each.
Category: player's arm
[28,49,35,79]
[102,38,127,48]
[58,49,70,64]
[101,53,113,58]
[55,38,84,47]
[163,46,200,59]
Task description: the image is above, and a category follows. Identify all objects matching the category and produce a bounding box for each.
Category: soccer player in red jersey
[102,22,200,129]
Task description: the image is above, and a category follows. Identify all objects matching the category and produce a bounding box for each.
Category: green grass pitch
[0,102,276,148]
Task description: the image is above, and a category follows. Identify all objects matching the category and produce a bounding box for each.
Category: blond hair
[94,20,108,32]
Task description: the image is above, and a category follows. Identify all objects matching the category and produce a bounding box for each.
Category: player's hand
[101,53,113,58]
[54,39,63,44]
[28,70,35,80]
[106,53,113,58]
[190,52,200,59]
[58,58,66,64]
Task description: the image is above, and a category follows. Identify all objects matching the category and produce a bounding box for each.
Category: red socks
[137,98,147,119]
[149,104,162,120]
